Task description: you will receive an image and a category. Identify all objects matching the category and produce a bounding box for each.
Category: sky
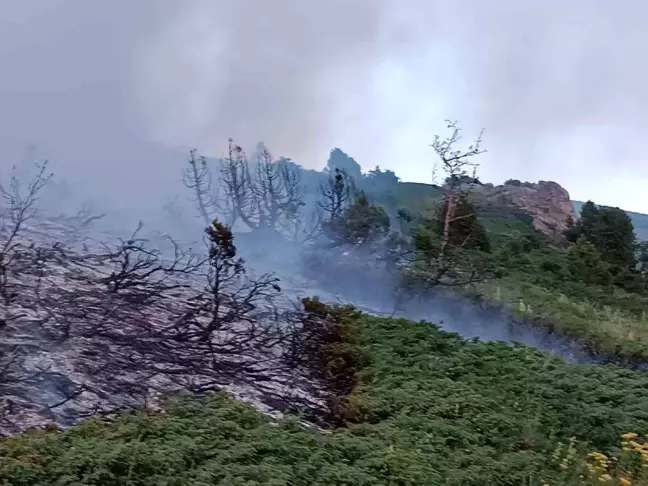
[0,0,647,213]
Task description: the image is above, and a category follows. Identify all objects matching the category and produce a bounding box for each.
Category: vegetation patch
[298,297,371,425]
[3,123,648,484]
[6,308,648,484]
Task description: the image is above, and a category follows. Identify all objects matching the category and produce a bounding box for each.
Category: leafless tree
[35,221,203,340]
[317,168,356,225]
[218,140,254,228]
[0,161,86,433]
[183,147,240,228]
[253,148,305,232]
[290,205,325,244]
[119,220,291,391]
[184,139,314,245]
[392,121,500,291]
[0,161,52,327]
[73,201,106,229]
[183,149,217,226]
[27,216,315,418]
[430,120,485,256]
[219,139,305,235]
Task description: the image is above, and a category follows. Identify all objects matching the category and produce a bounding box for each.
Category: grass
[460,202,648,362]
[5,309,648,484]
[474,278,648,361]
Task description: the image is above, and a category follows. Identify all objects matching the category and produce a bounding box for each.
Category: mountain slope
[3,310,648,485]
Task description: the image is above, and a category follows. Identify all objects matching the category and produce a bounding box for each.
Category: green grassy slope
[389,190,648,361]
[376,182,648,361]
[3,312,648,485]
[473,207,648,361]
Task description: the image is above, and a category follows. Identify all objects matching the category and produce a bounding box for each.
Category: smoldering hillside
[0,0,646,446]
[0,141,611,437]
[166,144,602,363]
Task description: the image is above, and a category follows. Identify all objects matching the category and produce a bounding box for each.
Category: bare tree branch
[430,120,485,257]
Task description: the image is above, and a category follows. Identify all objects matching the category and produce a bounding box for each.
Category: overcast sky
[1,0,647,213]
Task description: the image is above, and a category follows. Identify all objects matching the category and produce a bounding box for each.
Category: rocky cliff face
[483,181,579,239]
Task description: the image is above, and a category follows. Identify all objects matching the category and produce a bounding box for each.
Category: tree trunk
[439,193,457,257]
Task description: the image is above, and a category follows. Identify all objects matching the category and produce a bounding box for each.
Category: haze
[1,0,647,214]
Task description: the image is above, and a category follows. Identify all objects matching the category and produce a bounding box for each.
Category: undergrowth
[474,278,648,362]
[468,205,648,362]
[4,306,648,484]
[299,297,371,425]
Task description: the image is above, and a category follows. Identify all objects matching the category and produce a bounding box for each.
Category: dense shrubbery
[5,309,648,484]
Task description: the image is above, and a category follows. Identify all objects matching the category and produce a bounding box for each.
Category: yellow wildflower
[622,433,639,440]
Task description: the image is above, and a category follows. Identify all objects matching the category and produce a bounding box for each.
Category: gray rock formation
[485,180,579,239]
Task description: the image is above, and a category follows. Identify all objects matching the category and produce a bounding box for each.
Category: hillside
[4,308,648,485]
[1,142,647,485]
[1,202,647,484]
[364,176,648,362]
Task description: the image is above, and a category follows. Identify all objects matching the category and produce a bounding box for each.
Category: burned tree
[252,148,305,233]
[0,161,52,327]
[323,192,391,248]
[184,139,307,237]
[218,140,254,229]
[218,139,305,236]
[33,222,201,342]
[183,149,213,226]
[182,148,238,227]
[176,219,283,346]
[318,167,356,224]
[97,222,203,306]
[31,215,307,414]
[0,161,81,434]
[300,167,359,248]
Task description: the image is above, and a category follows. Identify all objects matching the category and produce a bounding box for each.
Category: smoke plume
[0,1,647,211]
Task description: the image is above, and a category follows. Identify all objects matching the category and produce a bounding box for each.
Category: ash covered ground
[0,208,605,436]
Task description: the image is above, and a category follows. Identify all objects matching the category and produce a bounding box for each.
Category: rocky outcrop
[483,181,578,239]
